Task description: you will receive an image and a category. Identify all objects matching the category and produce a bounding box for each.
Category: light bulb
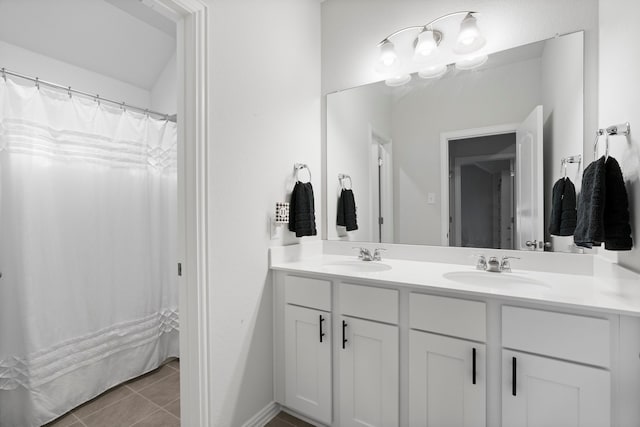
[414,29,437,58]
[454,13,486,54]
[379,40,397,67]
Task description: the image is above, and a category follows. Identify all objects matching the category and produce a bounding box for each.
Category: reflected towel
[549,177,577,236]
[337,189,358,231]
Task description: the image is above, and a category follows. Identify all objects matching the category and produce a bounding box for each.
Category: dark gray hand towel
[574,157,606,248]
[288,181,317,237]
[549,178,577,236]
[337,189,358,231]
[603,157,632,250]
[549,178,565,236]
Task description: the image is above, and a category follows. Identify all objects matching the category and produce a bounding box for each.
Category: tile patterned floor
[45,359,180,427]
[265,411,315,427]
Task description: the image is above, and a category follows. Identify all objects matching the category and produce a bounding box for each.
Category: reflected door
[515,105,544,250]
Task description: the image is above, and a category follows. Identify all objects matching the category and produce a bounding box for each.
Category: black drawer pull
[342,320,348,349]
[512,356,517,396]
[319,315,325,343]
[472,347,477,385]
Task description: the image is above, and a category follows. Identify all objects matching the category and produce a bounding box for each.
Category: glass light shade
[455,54,488,70]
[376,40,398,71]
[418,64,448,79]
[454,13,486,54]
[413,29,438,61]
[385,74,412,87]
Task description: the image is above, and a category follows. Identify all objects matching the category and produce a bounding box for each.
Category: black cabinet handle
[319,315,326,343]
[512,356,517,396]
[472,347,477,385]
[342,320,348,349]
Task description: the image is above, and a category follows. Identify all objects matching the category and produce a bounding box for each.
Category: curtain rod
[1,67,177,123]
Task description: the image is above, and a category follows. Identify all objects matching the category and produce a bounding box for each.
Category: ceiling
[0,0,176,90]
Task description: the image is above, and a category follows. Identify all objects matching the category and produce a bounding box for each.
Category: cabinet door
[285,304,331,424]
[339,316,399,427]
[409,330,486,427]
[502,350,610,427]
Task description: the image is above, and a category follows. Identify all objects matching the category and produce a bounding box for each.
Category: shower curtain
[0,79,179,427]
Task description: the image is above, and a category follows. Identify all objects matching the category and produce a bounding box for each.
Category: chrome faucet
[353,247,386,261]
[474,254,519,272]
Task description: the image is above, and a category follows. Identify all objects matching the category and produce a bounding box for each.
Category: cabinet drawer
[502,306,610,368]
[339,283,398,324]
[410,293,486,342]
[285,275,331,311]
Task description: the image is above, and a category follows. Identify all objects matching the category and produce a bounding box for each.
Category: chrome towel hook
[338,173,353,190]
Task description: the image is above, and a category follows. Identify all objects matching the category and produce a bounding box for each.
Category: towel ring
[338,174,352,190]
[294,163,312,183]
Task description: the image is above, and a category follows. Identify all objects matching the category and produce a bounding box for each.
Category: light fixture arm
[377,11,477,46]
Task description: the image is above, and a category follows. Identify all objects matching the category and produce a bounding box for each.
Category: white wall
[151,53,177,114]
[599,0,640,274]
[327,84,391,241]
[0,40,151,108]
[391,59,542,245]
[206,0,321,425]
[541,32,584,252]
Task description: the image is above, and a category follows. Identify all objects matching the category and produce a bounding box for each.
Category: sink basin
[442,271,549,289]
[322,260,392,274]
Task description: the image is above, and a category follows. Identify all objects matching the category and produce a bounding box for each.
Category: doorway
[369,127,394,243]
[449,136,516,249]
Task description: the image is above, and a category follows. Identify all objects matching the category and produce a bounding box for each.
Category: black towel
[574,157,606,248]
[337,189,358,231]
[574,156,632,250]
[288,181,317,237]
[603,157,632,250]
[549,178,577,236]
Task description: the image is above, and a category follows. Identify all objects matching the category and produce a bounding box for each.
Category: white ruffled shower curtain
[0,79,179,427]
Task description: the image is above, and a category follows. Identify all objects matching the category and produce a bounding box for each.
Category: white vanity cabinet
[273,269,629,427]
[501,306,611,427]
[282,276,333,425]
[409,294,487,427]
[338,283,399,427]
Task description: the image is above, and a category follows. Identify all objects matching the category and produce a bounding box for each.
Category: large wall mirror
[326,31,585,253]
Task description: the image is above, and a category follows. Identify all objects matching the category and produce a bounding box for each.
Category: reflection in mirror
[326,31,584,252]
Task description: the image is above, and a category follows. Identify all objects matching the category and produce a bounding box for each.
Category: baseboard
[242,401,281,427]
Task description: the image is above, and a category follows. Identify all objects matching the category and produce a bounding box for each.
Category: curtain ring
[95,94,101,105]
[121,101,126,111]
[35,77,40,90]
[1,68,6,82]
[68,86,72,98]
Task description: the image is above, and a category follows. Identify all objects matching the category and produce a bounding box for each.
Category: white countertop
[271,254,640,316]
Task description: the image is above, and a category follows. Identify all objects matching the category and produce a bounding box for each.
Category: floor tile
[72,385,133,420]
[81,393,158,427]
[277,411,315,427]
[126,365,176,392]
[164,398,180,418]
[43,411,80,427]
[265,418,294,427]
[137,372,180,407]
[167,359,179,371]
[132,409,180,427]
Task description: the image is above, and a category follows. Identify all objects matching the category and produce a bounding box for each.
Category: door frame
[369,125,393,243]
[153,0,211,426]
[440,123,518,246]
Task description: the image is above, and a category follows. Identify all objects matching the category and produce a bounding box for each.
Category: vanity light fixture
[376,11,487,86]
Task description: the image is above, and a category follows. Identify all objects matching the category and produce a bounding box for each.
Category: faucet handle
[373,248,386,260]
[472,254,487,270]
[500,256,520,272]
